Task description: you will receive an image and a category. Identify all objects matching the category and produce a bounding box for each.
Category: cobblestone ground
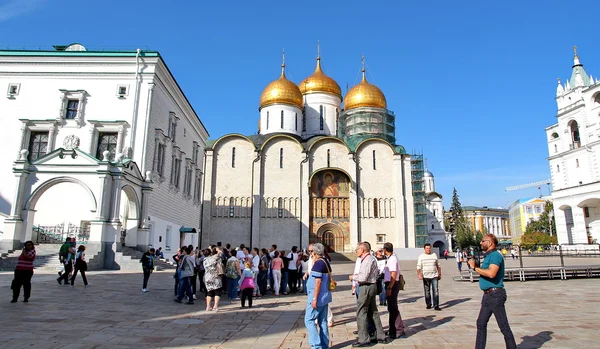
[0,257,598,348]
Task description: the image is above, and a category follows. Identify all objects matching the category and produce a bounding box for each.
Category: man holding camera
[468,234,517,349]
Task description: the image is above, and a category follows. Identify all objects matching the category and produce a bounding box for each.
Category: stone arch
[433,240,446,256]
[120,184,140,220]
[119,184,141,248]
[25,176,97,212]
[355,137,398,155]
[316,223,344,252]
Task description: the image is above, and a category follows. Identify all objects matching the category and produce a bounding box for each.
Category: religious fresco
[310,170,350,197]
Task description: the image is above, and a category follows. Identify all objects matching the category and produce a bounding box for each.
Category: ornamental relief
[63,135,80,150]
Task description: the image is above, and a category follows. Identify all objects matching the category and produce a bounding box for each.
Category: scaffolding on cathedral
[338,107,396,151]
[411,154,428,247]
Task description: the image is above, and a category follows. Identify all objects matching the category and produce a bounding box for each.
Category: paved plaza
[1,257,598,349]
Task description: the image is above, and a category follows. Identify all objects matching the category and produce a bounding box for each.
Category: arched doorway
[119,185,140,249]
[433,240,445,256]
[309,169,351,252]
[316,223,344,252]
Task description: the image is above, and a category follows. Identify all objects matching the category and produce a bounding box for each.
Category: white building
[423,168,452,254]
[546,47,600,245]
[0,44,209,267]
[201,53,423,253]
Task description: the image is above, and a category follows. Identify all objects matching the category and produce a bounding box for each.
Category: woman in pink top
[271,251,283,296]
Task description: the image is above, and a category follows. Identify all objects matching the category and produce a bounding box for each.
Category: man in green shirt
[468,234,516,349]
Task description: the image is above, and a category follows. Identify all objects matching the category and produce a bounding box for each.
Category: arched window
[373,199,379,218]
[576,159,579,167]
[569,120,580,148]
[372,150,377,170]
[295,113,298,131]
[232,147,236,168]
[279,148,283,168]
[280,110,284,128]
[327,149,331,167]
[336,108,339,134]
[278,197,283,218]
[266,111,269,128]
[302,110,306,132]
[557,164,560,172]
[554,144,558,153]
[229,197,235,217]
[551,132,559,139]
[432,224,435,230]
[319,105,324,130]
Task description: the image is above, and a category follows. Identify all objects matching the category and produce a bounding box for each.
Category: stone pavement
[0,257,598,349]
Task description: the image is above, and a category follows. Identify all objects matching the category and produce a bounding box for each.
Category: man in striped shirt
[416,243,442,311]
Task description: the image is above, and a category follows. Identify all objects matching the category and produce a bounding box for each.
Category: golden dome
[299,57,342,99]
[344,67,387,110]
[259,63,303,110]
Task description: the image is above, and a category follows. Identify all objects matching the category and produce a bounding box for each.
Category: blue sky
[2,0,598,208]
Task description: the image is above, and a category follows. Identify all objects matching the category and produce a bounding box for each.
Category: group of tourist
[8,233,515,349]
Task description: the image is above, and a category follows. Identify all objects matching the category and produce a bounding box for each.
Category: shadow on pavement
[405,315,456,334]
[518,330,554,349]
[399,295,423,303]
[439,297,472,309]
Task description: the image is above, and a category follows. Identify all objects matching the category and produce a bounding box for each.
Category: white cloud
[0,0,49,22]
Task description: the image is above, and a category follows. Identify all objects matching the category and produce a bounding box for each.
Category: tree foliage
[520,231,557,248]
[521,200,558,247]
[455,216,483,249]
[524,200,556,236]
[445,188,464,249]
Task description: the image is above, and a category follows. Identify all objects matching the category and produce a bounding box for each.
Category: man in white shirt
[287,246,299,293]
[417,243,442,311]
[236,243,247,262]
[383,242,406,339]
[455,249,463,272]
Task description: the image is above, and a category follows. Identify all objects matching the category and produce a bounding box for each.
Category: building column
[572,207,588,243]
[250,150,262,248]
[300,154,310,250]
[349,153,360,249]
[201,151,214,246]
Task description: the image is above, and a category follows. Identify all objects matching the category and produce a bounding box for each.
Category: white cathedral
[547,47,600,245]
[0,43,450,268]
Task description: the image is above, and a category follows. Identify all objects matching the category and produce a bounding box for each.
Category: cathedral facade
[201,54,417,252]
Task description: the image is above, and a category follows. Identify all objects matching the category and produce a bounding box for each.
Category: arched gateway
[309,169,351,252]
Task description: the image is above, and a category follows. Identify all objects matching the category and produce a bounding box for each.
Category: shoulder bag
[320,259,337,291]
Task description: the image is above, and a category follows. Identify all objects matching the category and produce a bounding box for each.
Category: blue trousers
[304,303,330,349]
[227,277,239,299]
[177,276,193,301]
[423,277,440,308]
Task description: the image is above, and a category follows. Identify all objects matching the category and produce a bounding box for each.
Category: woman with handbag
[11,241,36,303]
[70,245,89,287]
[239,261,256,308]
[203,247,223,311]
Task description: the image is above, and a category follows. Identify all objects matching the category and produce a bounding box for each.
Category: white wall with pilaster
[259,104,303,137]
[303,94,342,138]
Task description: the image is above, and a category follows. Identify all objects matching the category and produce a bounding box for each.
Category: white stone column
[300,155,310,249]
[89,126,96,155]
[392,154,405,248]
[117,125,125,154]
[139,186,151,229]
[110,176,122,223]
[74,94,84,126]
[349,153,359,250]
[9,169,29,219]
[17,122,28,159]
[201,151,214,246]
[403,156,416,248]
[250,151,262,247]
[572,207,588,243]
[48,123,57,153]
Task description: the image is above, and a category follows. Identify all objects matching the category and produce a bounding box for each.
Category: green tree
[446,188,463,249]
[455,217,482,249]
[524,200,556,236]
[520,231,557,248]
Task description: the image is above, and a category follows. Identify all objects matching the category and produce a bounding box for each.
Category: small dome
[299,57,342,99]
[424,171,434,177]
[344,68,386,110]
[259,64,303,110]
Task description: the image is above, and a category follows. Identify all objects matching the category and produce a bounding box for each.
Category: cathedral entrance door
[323,231,335,252]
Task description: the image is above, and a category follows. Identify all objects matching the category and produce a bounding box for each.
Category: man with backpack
[57,237,75,285]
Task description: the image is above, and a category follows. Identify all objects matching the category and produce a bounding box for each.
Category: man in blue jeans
[468,234,517,349]
[304,243,332,349]
[417,243,441,311]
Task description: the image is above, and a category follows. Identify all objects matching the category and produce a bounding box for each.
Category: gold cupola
[344,56,387,110]
[259,51,303,110]
[299,51,342,99]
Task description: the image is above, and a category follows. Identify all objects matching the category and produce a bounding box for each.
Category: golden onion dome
[259,62,303,110]
[299,57,342,99]
[344,67,387,110]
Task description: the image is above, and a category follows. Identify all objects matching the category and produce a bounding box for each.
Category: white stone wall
[303,94,342,138]
[259,104,303,136]
[309,140,350,175]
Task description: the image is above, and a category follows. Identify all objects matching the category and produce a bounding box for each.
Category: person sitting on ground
[155,247,164,259]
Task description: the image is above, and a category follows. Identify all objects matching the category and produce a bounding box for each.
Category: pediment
[31,148,100,166]
[119,160,146,182]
